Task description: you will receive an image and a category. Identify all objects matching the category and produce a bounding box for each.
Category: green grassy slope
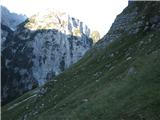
[2,2,160,120]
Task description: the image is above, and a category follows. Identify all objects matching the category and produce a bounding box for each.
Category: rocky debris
[23,114,28,120]
[53,79,58,82]
[109,66,115,71]
[139,41,144,47]
[25,106,29,110]
[93,71,102,78]
[82,98,88,102]
[126,57,132,61]
[110,53,114,58]
[144,26,149,31]
[127,67,137,75]
[95,79,100,82]
[148,38,152,43]
[105,64,112,69]
[38,87,47,95]
[33,111,38,115]
[151,24,156,29]
[40,103,45,108]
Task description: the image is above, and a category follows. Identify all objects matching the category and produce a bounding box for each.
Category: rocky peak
[1,5,27,30]
[20,9,90,37]
[1,8,93,105]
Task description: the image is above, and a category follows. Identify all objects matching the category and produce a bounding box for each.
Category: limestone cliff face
[1,9,93,104]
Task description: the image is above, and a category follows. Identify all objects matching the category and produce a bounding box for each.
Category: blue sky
[1,0,128,37]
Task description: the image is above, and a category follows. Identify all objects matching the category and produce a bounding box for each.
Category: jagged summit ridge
[23,8,90,37]
[1,5,27,30]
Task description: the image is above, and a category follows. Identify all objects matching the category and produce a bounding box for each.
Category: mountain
[2,1,160,120]
[1,9,93,105]
[1,6,27,30]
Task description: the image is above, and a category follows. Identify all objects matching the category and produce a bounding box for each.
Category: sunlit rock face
[1,9,93,104]
[23,9,90,37]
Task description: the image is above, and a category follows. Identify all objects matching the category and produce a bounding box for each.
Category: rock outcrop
[1,9,93,104]
[96,1,160,48]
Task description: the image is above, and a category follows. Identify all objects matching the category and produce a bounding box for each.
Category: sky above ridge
[1,0,128,37]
